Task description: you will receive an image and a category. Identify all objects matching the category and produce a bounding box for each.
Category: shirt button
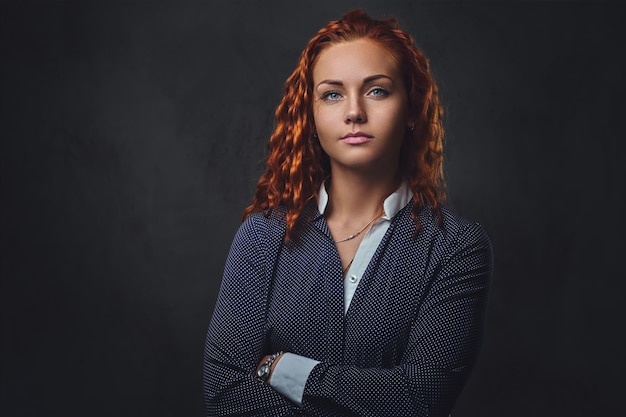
[349,275,358,283]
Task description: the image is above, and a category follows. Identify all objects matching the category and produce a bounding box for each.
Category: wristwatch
[257,351,284,381]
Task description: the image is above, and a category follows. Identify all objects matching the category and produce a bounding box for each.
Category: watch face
[257,364,270,379]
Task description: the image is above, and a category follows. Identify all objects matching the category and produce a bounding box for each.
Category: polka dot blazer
[203,200,493,416]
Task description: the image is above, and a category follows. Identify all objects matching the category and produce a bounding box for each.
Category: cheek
[313,107,334,137]
[390,101,409,134]
[312,111,330,152]
[371,105,406,133]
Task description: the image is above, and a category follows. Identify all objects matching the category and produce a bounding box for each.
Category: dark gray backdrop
[1,1,624,416]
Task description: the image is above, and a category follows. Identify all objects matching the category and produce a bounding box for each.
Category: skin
[257,38,412,380]
[313,39,411,277]
[312,38,410,178]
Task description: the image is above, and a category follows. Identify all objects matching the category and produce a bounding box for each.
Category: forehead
[313,39,401,82]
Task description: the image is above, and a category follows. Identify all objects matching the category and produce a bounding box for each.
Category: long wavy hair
[243,9,446,241]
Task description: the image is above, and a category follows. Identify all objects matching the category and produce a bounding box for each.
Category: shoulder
[436,205,493,269]
[240,210,283,233]
[232,210,288,255]
[223,211,288,275]
[439,205,490,243]
[396,202,492,256]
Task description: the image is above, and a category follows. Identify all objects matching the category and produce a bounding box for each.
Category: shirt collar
[317,180,412,220]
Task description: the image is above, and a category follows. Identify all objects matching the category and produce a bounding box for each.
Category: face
[312,39,409,175]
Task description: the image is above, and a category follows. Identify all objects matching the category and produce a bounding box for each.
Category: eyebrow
[316,74,393,88]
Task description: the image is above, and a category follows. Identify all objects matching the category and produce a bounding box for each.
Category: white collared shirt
[317,181,413,313]
[270,181,412,404]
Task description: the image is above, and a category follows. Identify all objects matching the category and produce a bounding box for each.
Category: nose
[345,96,366,124]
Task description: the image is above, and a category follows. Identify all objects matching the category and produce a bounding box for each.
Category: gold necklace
[333,210,383,243]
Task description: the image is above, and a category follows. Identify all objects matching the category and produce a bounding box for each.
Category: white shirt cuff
[269,352,320,405]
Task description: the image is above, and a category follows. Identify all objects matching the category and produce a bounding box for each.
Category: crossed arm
[203,218,492,416]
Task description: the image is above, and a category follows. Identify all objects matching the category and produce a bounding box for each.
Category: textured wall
[1,1,624,416]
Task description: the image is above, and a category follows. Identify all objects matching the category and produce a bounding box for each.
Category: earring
[313,132,318,138]
[408,122,415,131]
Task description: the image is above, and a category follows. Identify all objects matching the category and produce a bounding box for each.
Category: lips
[340,131,373,144]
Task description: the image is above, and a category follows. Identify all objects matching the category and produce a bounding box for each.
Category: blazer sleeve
[300,222,493,417]
[202,216,297,416]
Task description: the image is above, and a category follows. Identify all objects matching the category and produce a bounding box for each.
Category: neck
[325,169,400,223]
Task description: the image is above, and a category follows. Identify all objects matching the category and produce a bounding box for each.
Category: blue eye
[369,87,389,97]
[322,91,342,101]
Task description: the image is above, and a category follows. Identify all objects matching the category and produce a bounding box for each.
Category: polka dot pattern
[203,201,493,416]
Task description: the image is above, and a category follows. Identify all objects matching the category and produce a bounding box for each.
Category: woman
[203,9,492,417]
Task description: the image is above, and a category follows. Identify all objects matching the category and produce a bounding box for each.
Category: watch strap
[256,351,284,381]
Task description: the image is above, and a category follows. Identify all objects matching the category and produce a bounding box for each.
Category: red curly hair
[244,9,446,240]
